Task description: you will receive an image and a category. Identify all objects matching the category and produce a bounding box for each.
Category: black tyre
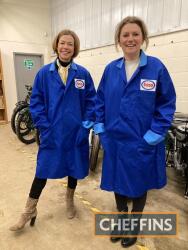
[16,108,36,144]
[11,103,28,134]
[35,129,40,146]
[89,132,100,171]
[165,133,174,166]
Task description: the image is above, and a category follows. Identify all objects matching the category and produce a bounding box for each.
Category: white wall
[51,0,188,115]
[75,30,188,114]
[0,0,51,120]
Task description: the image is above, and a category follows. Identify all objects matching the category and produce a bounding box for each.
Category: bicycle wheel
[89,132,100,171]
[11,103,28,134]
[16,108,36,144]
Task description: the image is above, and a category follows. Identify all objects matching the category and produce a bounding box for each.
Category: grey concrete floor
[0,124,188,250]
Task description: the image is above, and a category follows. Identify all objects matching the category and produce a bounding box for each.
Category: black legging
[67,176,78,189]
[114,192,147,212]
[29,176,77,199]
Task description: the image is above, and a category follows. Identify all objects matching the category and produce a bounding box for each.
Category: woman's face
[57,35,74,62]
[119,23,144,60]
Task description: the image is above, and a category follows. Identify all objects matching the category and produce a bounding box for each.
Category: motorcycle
[11,85,32,134]
[166,112,188,198]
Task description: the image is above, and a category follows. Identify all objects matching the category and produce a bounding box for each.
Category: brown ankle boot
[66,187,76,219]
[9,197,38,231]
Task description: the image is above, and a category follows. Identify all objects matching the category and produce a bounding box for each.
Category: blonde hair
[52,29,80,58]
[115,16,149,50]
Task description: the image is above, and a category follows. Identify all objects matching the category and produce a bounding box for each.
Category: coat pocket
[137,138,156,167]
[40,126,56,149]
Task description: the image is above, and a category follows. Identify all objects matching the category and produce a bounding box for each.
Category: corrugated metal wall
[51,0,188,50]
[50,0,188,113]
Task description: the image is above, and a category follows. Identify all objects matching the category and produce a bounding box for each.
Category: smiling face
[57,35,75,62]
[119,23,144,61]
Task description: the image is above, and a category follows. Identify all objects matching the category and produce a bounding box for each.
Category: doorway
[14,53,43,101]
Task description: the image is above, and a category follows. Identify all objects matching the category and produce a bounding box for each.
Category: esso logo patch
[76,80,84,88]
[75,79,85,89]
[142,81,155,90]
[140,79,157,91]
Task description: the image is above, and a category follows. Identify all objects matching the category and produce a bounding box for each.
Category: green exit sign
[24,59,34,70]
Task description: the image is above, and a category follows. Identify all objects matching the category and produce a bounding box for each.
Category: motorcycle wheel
[35,129,40,146]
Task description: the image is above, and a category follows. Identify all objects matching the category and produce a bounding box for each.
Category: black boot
[110,209,128,243]
[121,213,141,248]
[121,236,137,248]
[110,225,122,243]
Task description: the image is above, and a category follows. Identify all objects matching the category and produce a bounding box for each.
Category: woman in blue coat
[10,29,96,231]
[94,16,176,247]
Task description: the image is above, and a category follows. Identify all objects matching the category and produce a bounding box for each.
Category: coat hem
[35,173,89,180]
[100,182,166,198]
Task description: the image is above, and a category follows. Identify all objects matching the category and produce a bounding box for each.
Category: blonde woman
[94,16,176,248]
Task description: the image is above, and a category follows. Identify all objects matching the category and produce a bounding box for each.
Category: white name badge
[75,79,85,89]
[140,79,157,91]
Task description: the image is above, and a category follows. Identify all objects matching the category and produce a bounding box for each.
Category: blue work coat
[95,51,176,198]
[30,60,96,179]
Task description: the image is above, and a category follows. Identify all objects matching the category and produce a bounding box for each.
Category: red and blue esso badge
[140,79,157,91]
[74,79,85,89]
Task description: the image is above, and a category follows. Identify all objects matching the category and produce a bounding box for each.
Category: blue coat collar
[49,60,77,71]
[116,50,147,69]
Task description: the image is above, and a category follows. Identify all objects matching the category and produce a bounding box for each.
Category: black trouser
[114,192,147,212]
[29,176,77,199]
[114,192,147,238]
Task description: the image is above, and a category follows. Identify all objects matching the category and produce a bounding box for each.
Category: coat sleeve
[29,71,50,131]
[82,71,96,128]
[93,70,106,134]
[144,65,176,144]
